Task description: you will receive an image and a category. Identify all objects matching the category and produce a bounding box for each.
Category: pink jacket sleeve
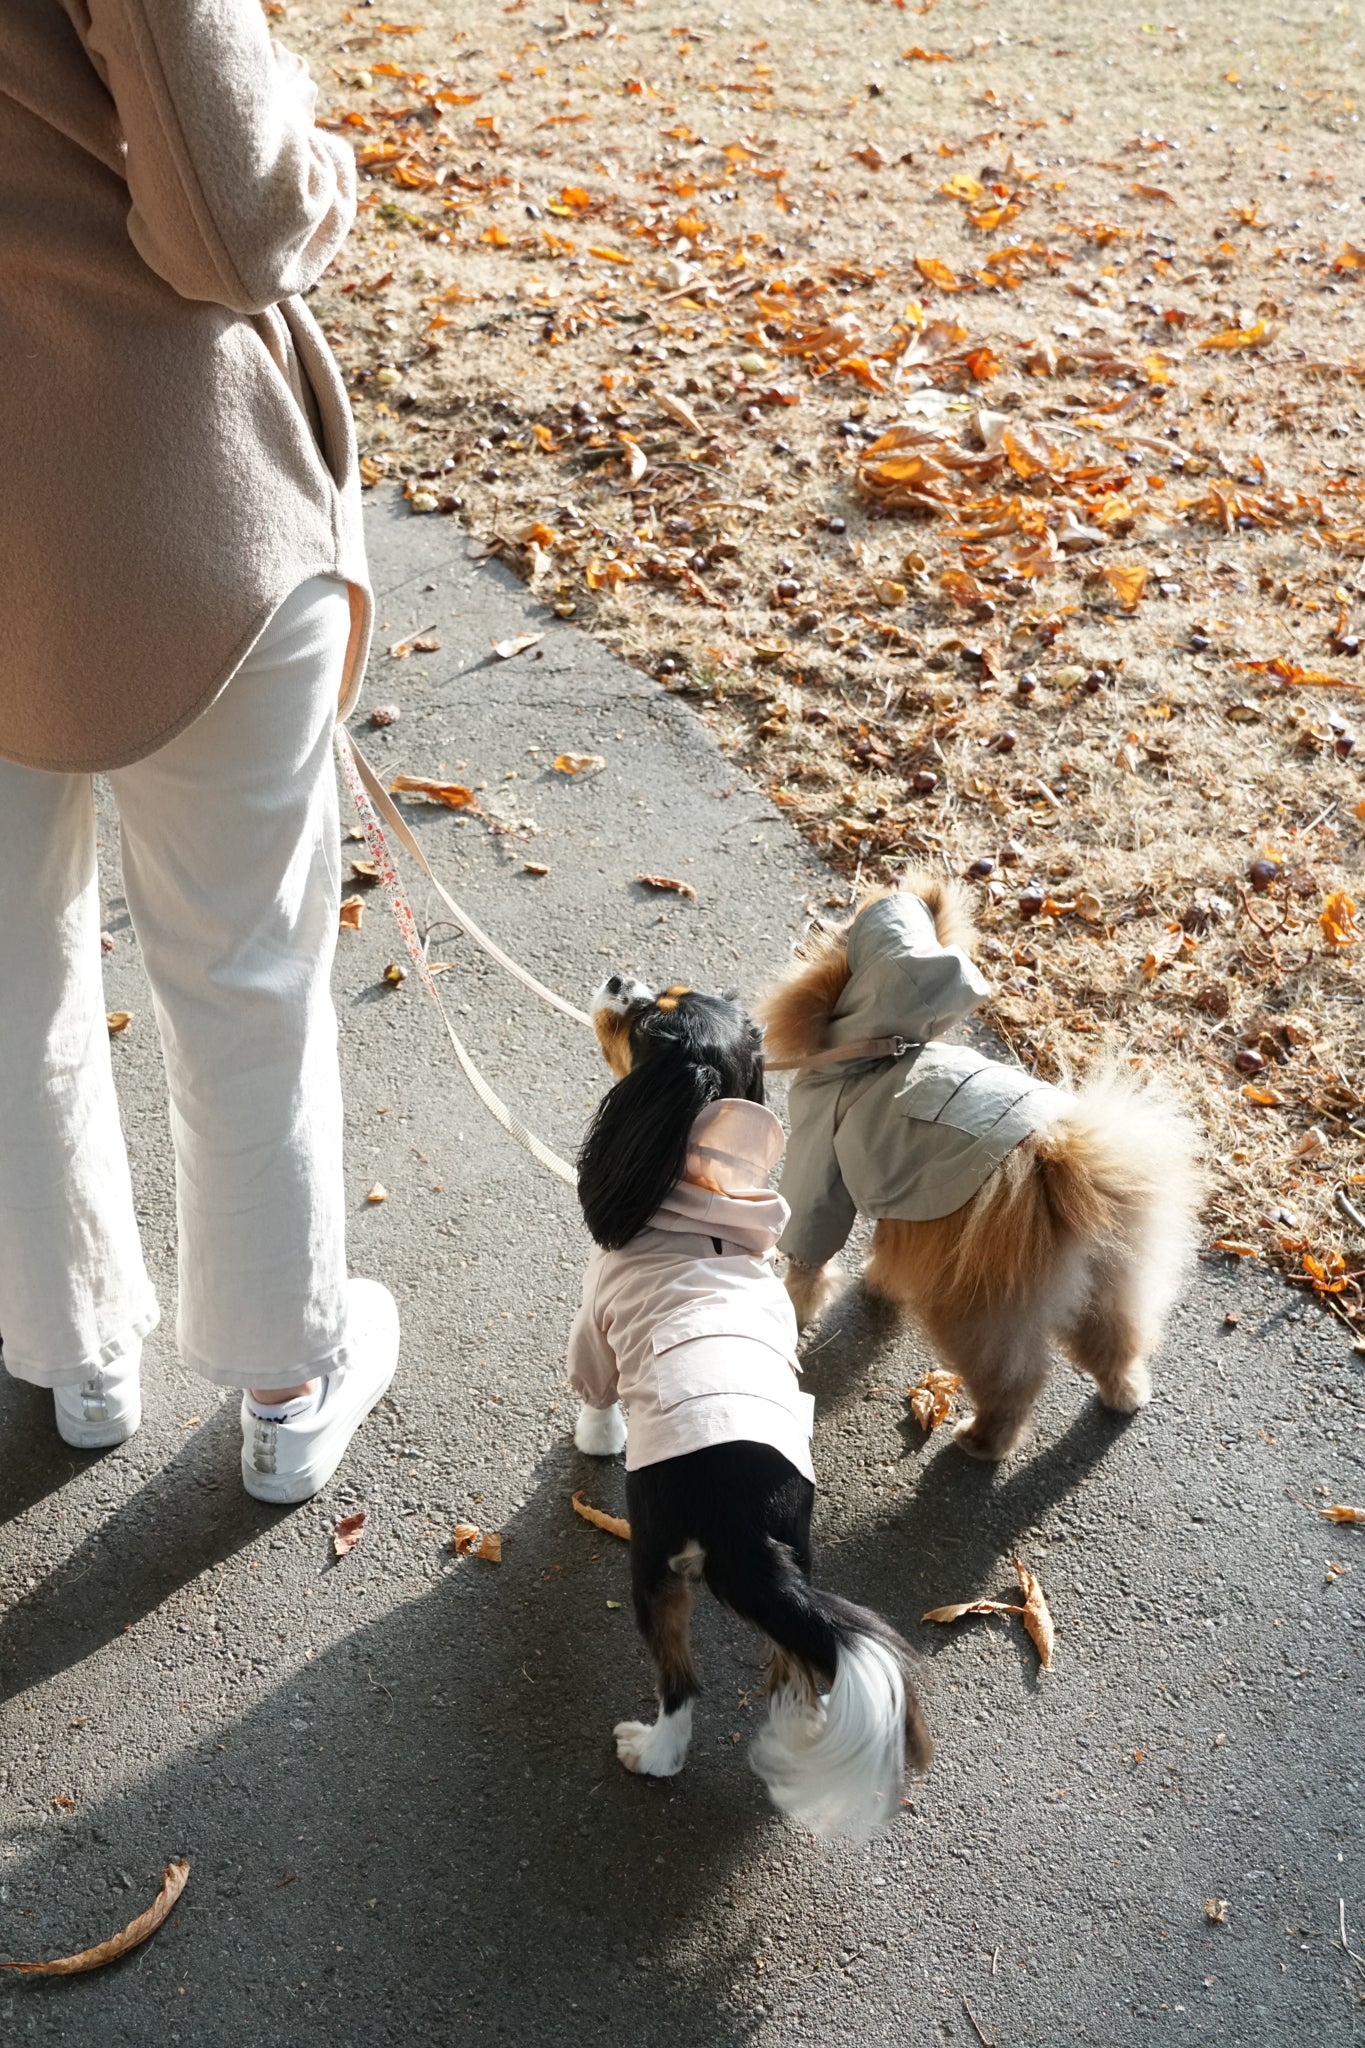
[567,1260,619,1411]
[77,0,355,314]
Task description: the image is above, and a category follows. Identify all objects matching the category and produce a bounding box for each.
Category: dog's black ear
[578,1048,721,1251]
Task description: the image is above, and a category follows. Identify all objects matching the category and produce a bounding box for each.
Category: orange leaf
[572,1489,632,1540]
[1320,889,1361,948]
[0,1860,190,1976]
[452,1522,503,1561]
[1101,564,1147,608]
[914,255,962,292]
[836,355,888,393]
[939,173,985,203]
[588,245,633,264]
[1195,319,1273,352]
[552,752,607,775]
[908,1369,962,1431]
[1333,242,1365,273]
[338,896,364,930]
[480,224,512,247]
[1241,1082,1285,1106]
[1319,1503,1365,1525]
[904,46,953,61]
[389,774,477,808]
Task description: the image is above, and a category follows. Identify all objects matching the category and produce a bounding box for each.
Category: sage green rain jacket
[775,894,1064,1270]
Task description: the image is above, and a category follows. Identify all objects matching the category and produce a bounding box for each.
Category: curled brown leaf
[572,1489,632,1541]
[0,1859,190,1976]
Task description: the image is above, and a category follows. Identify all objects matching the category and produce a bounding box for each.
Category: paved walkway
[1,496,1361,2046]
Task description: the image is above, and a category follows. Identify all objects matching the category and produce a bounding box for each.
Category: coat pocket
[650,1305,800,1417]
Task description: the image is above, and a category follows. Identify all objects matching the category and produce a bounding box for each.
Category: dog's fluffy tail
[1037,1069,1204,1272]
[748,1563,931,1842]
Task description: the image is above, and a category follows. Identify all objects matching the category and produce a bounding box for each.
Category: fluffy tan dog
[758,876,1204,1460]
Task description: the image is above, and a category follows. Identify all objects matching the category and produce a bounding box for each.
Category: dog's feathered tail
[1035,1067,1205,1311]
[746,1549,931,1842]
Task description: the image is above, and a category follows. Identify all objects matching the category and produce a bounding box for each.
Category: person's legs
[109,576,396,1497]
[0,756,159,1445]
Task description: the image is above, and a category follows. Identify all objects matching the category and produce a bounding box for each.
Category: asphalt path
[1,494,1362,2046]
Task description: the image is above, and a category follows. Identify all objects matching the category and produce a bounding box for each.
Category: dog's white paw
[1097,1359,1152,1414]
[614,1703,692,1777]
[575,1401,627,1456]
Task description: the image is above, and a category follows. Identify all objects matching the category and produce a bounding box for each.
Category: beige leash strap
[339,728,593,1029]
[767,1034,921,1074]
[335,727,579,1187]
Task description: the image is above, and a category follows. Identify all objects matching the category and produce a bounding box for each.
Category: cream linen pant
[0,577,351,1392]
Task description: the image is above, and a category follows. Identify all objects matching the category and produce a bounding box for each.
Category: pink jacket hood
[567,1099,813,1479]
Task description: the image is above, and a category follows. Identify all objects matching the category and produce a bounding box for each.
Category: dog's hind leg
[614,1559,700,1778]
[922,1307,1053,1462]
[1060,1254,1153,1414]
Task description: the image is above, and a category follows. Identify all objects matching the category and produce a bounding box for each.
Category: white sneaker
[240,1279,398,1504]
[53,1356,142,1450]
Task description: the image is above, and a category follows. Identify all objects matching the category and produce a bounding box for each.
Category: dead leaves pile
[306,1,1365,1322]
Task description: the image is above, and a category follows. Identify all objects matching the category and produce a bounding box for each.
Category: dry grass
[282,0,1365,1327]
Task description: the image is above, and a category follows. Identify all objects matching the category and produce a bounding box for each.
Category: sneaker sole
[240,1361,396,1505]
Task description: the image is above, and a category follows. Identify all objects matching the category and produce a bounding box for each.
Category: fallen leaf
[1101,563,1148,608]
[1195,320,1273,353]
[523,861,551,875]
[366,1183,388,1203]
[1013,1556,1055,1669]
[106,1011,133,1034]
[914,254,963,292]
[572,1490,632,1540]
[636,873,698,900]
[389,773,477,808]
[1240,1083,1284,1106]
[1319,1503,1365,1525]
[411,635,441,654]
[922,1597,1024,1624]
[52,1795,75,1812]
[452,1522,503,1560]
[552,752,607,775]
[338,896,365,930]
[1212,1239,1261,1258]
[1205,1898,1230,1924]
[922,1558,1054,1667]
[0,1859,190,1976]
[492,633,543,660]
[333,1511,368,1558]
[908,1368,962,1431]
[655,390,705,436]
[1320,889,1361,948]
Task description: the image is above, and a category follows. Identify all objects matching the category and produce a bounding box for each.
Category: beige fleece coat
[0,0,370,773]
[568,1101,815,1481]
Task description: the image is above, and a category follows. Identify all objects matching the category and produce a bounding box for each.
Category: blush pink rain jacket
[567,1099,815,1481]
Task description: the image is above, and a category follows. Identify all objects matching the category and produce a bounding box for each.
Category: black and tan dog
[569,974,931,1839]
